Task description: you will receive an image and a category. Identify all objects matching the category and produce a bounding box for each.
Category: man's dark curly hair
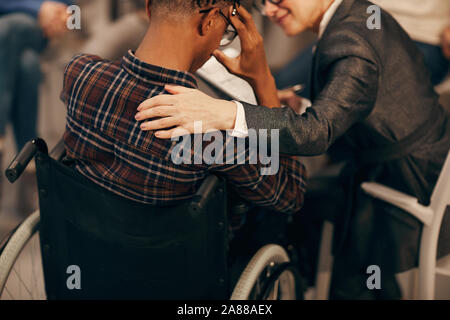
[149,0,240,16]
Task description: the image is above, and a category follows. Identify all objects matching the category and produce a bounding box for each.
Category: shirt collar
[318,0,343,39]
[121,50,198,89]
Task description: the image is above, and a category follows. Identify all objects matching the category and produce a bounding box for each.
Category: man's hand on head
[442,26,450,60]
[38,1,69,39]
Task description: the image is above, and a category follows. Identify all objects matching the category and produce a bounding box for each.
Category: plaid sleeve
[213,156,306,214]
[169,132,307,214]
[206,135,307,214]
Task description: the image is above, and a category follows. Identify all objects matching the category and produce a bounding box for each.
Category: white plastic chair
[313,221,334,300]
[361,151,450,299]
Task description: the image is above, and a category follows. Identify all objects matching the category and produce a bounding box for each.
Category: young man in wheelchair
[61,0,307,266]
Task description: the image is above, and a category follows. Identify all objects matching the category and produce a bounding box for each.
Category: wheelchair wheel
[231,244,297,300]
[0,211,45,300]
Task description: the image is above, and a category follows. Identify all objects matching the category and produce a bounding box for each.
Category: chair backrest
[430,150,450,212]
[35,152,229,300]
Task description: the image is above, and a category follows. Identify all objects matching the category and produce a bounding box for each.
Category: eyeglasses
[253,0,283,15]
[199,5,239,47]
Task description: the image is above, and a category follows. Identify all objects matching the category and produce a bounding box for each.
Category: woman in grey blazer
[136,0,450,299]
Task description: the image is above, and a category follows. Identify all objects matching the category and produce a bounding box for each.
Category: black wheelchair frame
[1,138,301,300]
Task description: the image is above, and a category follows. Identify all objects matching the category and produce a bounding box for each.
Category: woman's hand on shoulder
[135,85,237,139]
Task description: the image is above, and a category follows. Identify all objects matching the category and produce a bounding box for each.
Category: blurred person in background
[82,0,148,61]
[0,0,72,215]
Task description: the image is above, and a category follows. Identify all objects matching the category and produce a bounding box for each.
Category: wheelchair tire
[231,244,296,300]
[0,210,41,298]
[257,262,300,300]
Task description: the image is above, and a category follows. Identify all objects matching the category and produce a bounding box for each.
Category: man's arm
[205,138,307,214]
[219,157,306,214]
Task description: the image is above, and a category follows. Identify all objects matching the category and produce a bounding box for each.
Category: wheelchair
[0,138,301,300]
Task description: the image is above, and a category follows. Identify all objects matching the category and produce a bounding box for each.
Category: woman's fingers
[155,127,188,139]
[164,84,195,95]
[136,84,236,137]
[140,117,179,131]
[138,86,196,111]
[135,105,175,120]
[138,94,176,111]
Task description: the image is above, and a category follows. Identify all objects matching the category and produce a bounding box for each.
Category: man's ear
[145,0,151,19]
[198,8,219,37]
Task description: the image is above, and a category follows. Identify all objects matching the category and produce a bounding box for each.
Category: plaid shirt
[62,51,307,215]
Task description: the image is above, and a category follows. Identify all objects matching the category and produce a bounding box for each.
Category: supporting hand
[135,85,237,139]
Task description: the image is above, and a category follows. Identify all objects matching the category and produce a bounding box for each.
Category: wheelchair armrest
[361,182,433,225]
[5,138,48,183]
[190,175,222,213]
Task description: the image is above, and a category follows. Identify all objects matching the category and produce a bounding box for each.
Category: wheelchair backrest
[35,152,229,299]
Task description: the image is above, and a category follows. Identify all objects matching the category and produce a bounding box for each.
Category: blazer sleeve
[242,30,380,156]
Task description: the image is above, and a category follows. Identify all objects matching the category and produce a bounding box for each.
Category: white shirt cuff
[230,101,249,138]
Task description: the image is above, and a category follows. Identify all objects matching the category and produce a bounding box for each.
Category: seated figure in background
[0,0,71,216]
[81,0,149,61]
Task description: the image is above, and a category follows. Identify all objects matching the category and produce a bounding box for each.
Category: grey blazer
[242,0,450,272]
